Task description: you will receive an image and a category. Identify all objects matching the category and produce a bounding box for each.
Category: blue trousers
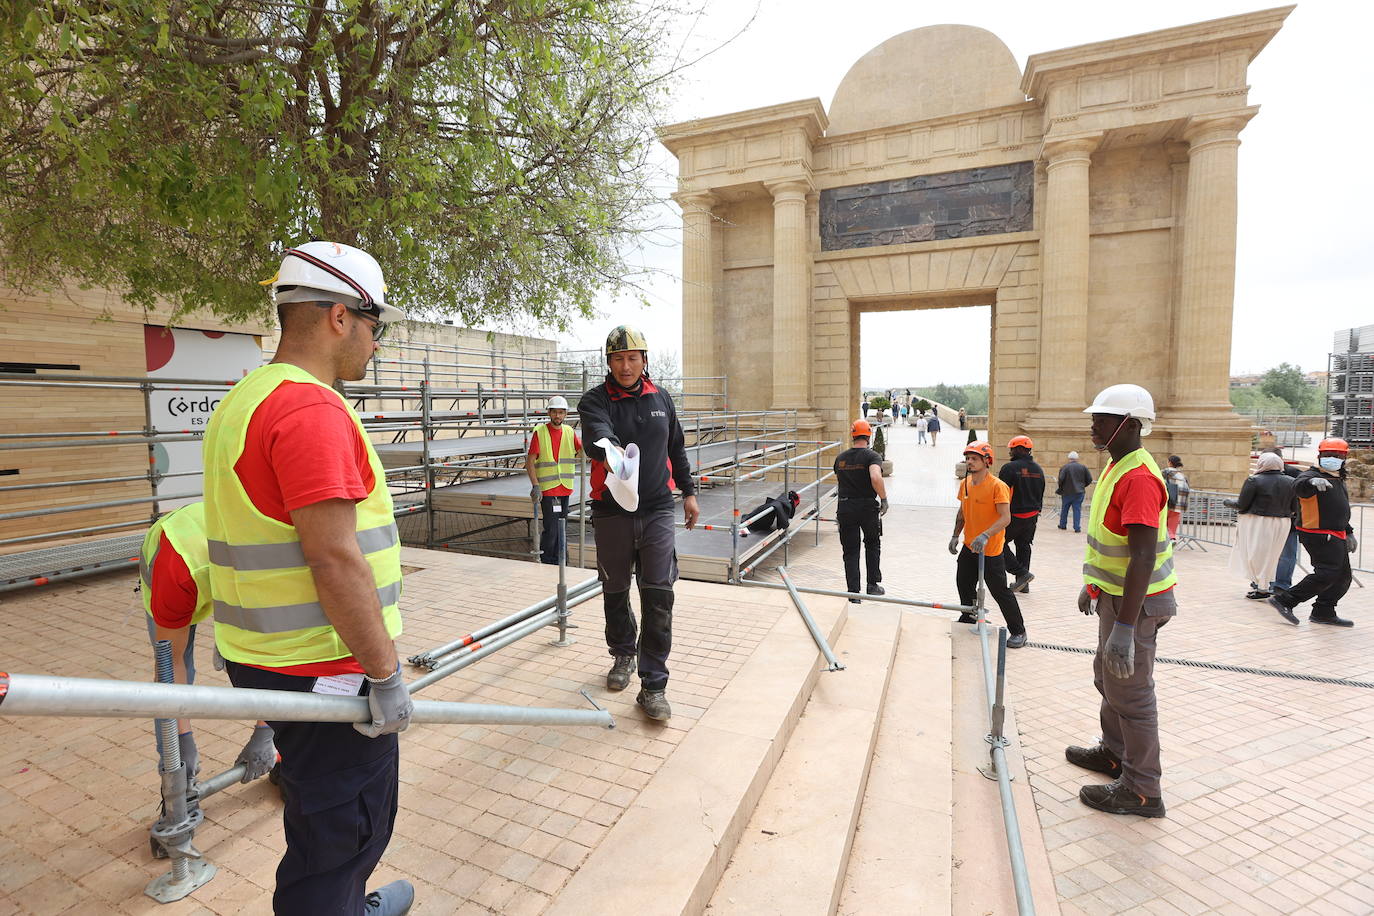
[1270,528,1299,591]
[1059,493,1085,531]
[226,661,399,915]
[539,494,569,564]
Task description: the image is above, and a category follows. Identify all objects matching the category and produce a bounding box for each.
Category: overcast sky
[488,0,1373,389]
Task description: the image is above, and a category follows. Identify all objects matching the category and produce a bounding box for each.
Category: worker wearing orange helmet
[998,435,1046,594]
[949,441,1027,647]
[833,419,889,602]
[1267,437,1359,627]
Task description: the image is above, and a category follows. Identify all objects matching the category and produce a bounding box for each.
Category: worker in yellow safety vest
[1065,384,1178,820]
[203,241,413,915]
[526,395,583,564]
[139,501,274,789]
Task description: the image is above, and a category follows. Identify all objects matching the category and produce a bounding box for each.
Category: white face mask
[1318,456,1344,472]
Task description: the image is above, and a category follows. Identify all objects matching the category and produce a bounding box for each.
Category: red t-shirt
[1101,463,1173,595]
[233,381,375,675]
[528,424,582,497]
[148,533,199,630]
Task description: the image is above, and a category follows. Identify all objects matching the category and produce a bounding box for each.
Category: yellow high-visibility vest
[1083,448,1177,597]
[140,502,213,626]
[533,423,576,493]
[203,363,402,667]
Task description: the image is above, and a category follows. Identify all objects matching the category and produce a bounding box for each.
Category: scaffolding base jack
[146,857,216,903]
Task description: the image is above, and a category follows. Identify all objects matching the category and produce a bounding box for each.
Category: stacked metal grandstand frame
[1,340,839,591]
[1328,324,1374,450]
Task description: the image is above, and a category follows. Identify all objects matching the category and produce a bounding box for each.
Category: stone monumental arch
[661,7,1293,491]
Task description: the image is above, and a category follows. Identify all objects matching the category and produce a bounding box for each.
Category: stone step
[837,612,954,915]
[545,590,852,916]
[705,604,904,916]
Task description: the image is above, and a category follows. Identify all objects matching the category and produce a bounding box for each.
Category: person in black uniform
[999,435,1045,593]
[578,325,698,720]
[833,420,889,602]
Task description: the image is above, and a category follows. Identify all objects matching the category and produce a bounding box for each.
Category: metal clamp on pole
[778,567,845,672]
[978,628,1013,784]
[145,640,216,903]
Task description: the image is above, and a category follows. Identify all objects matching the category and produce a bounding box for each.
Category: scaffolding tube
[0,673,614,728]
[777,568,845,672]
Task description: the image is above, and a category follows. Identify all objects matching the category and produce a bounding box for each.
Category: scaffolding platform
[0,533,143,593]
[375,433,531,469]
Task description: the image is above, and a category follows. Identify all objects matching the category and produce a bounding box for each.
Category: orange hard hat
[963,441,994,463]
[1008,435,1034,450]
[851,419,872,439]
[1317,437,1349,455]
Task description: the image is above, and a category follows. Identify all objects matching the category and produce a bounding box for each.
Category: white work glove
[1103,622,1135,679]
[530,484,541,501]
[1077,586,1095,616]
[1349,534,1358,554]
[879,498,889,517]
[177,732,200,780]
[235,725,276,783]
[948,535,960,555]
[970,532,990,554]
[355,665,413,738]
[1310,477,1332,492]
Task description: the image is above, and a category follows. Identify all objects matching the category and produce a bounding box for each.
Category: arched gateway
[662,9,1293,490]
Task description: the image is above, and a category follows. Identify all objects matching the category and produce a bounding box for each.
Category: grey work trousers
[1092,591,1175,797]
[593,509,678,690]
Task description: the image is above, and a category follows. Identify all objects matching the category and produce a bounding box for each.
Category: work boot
[957,613,977,625]
[1005,632,1028,649]
[606,655,636,692]
[848,598,861,604]
[1309,612,1354,628]
[364,879,415,915]
[1266,594,1300,626]
[1011,572,1034,593]
[1078,780,1166,818]
[866,582,885,596]
[636,688,671,721]
[1065,743,1121,776]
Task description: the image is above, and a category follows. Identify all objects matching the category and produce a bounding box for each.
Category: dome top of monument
[828,25,1025,136]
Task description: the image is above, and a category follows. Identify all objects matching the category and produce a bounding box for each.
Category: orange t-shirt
[957,474,1011,556]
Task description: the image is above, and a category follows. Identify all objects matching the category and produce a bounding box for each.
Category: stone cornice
[1020,5,1294,99]
[658,99,829,154]
[817,100,1040,146]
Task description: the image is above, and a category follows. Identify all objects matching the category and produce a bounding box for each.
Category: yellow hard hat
[605,325,648,357]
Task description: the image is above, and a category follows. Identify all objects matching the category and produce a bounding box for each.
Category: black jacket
[579,375,694,516]
[745,491,799,534]
[1294,467,1353,535]
[1232,470,1296,518]
[999,456,1045,514]
[1057,461,1093,496]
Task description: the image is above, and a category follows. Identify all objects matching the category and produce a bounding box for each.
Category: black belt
[838,496,877,501]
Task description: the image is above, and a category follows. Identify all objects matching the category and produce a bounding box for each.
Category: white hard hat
[266,241,406,324]
[1084,384,1156,436]
[548,396,569,410]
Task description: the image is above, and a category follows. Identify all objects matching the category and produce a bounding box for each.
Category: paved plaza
[1,417,1371,914]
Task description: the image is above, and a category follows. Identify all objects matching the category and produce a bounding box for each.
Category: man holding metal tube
[578,325,698,721]
[203,242,414,915]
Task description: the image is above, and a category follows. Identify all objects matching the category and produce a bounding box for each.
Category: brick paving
[0,552,785,915]
[759,420,1374,915]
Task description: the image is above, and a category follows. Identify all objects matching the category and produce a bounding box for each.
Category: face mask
[1318,457,1344,472]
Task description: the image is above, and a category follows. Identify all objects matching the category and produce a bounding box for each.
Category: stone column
[1172,112,1255,409]
[766,180,812,409]
[1034,135,1099,411]
[675,191,718,400]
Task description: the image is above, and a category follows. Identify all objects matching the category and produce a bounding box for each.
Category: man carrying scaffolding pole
[579,325,699,721]
[204,241,414,915]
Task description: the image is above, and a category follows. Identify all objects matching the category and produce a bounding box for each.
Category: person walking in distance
[833,420,889,602]
[1263,446,1303,596]
[915,413,928,445]
[1162,456,1189,543]
[578,326,698,720]
[1067,384,1176,818]
[999,435,1045,594]
[526,396,582,564]
[1266,438,1359,627]
[1057,451,1093,532]
[1223,452,1296,600]
[139,502,276,797]
[948,441,1027,648]
[205,242,414,913]
[926,409,941,446]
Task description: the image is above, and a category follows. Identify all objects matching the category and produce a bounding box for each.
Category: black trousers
[538,494,570,564]
[837,498,881,594]
[594,510,677,690]
[1285,531,1353,615]
[1002,514,1039,578]
[955,547,1026,635]
[226,661,399,915]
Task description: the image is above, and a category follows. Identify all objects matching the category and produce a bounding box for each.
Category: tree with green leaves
[1259,363,1311,412]
[0,0,681,326]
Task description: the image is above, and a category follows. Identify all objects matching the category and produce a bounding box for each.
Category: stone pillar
[1034,135,1099,411]
[766,180,812,409]
[1172,112,1255,409]
[675,191,718,400]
